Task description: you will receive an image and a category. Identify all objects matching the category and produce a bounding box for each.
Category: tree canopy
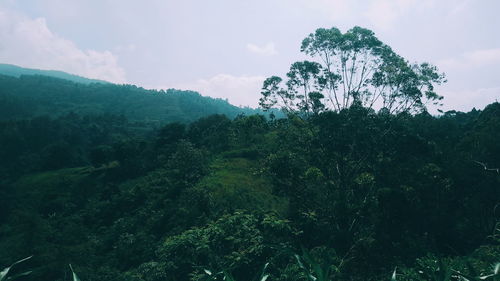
[1,103,498,281]
[260,26,446,115]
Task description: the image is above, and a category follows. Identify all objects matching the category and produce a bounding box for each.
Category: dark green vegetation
[0,73,270,123]
[0,27,499,280]
[1,103,498,280]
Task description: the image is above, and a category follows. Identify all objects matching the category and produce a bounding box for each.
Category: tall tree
[260,26,446,115]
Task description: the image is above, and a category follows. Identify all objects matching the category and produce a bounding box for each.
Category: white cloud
[438,48,500,70]
[114,44,137,53]
[447,0,471,17]
[246,42,277,56]
[439,86,500,112]
[0,8,126,83]
[302,0,352,21]
[303,0,434,30]
[464,48,500,66]
[364,0,421,30]
[173,74,266,107]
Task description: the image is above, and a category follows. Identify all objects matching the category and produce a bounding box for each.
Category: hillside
[0,73,272,123]
[0,64,109,85]
[0,103,498,281]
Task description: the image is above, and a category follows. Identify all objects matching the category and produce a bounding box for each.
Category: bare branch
[474,161,500,174]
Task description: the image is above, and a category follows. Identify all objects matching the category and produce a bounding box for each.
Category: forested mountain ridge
[0,63,110,85]
[0,73,269,123]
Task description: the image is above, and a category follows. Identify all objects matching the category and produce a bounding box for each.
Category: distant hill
[0,63,110,84]
[0,74,274,123]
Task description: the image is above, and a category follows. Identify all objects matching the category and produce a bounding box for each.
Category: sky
[0,0,499,112]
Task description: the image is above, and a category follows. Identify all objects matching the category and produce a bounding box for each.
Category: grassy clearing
[197,157,288,216]
[15,166,93,188]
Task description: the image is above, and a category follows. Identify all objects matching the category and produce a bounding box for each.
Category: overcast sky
[1,0,499,111]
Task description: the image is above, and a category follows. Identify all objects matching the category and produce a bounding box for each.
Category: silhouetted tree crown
[260,26,446,115]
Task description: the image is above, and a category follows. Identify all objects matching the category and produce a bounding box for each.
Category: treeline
[0,63,110,85]
[0,74,271,123]
[0,102,498,280]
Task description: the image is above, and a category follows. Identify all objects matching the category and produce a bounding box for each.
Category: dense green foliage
[0,74,270,123]
[0,100,498,280]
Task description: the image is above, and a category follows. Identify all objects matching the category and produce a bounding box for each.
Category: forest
[0,74,269,123]
[0,26,499,281]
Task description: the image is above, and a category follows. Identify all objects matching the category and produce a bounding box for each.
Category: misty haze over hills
[0,63,109,85]
[0,64,276,124]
